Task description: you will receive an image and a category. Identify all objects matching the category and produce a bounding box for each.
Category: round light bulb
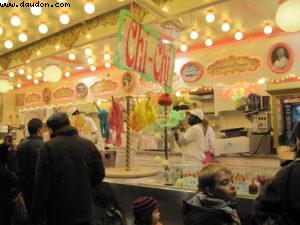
[180,44,188,52]
[175,91,181,97]
[31,6,42,16]
[85,48,92,56]
[190,31,199,40]
[235,31,243,40]
[87,58,94,64]
[103,53,110,60]
[264,24,273,34]
[221,22,230,32]
[4,40,13,49]
[19,32,28,42]
[11,15,21,27]
[43,77,48,82]
[84,2,95,14]
[39,23,48,34]
[59,13,69,25]
[205,12,215,23]
[64,72,71,77]
[8,72,14,78]
[90,65,96,71]
[205,38,213,46]
[36,72,43,77]
[68,53,76,60]
[0,26,3,36]
[26,74,32,80]
[276,0,300,32]
[104,62,111,68]
[17,83,22,88]
[33,79,39,84]
[19,69,25,75]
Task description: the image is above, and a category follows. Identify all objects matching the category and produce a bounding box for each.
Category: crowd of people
[0,110,300,225]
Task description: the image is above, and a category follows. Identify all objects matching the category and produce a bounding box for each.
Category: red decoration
[42,88,52,104]
[158,93,173,106]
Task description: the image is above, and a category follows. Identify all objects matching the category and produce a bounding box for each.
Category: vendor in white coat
[178,108,205,164]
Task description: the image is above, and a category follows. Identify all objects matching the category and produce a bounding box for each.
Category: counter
[94,175,255,225]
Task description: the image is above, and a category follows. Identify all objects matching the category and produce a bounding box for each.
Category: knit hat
[46,112,70,131]
[132,196,158,218]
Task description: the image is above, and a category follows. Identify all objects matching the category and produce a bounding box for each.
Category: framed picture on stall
[180,61,203,82]
[268,43,293,74]
[121,71,136,93]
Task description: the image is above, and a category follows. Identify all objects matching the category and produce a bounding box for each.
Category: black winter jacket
[0,165,18,225]
[31,126,105,225]
[16,135,44,209]
[252,159,300,224]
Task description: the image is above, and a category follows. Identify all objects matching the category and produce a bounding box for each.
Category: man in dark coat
[252,121,300,224]
[16,118,44,218]
[31,112,105,225]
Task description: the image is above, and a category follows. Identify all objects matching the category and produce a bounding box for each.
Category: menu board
[282,96,300,145]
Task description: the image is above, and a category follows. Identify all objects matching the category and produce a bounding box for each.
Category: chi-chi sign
[114,9,176,88]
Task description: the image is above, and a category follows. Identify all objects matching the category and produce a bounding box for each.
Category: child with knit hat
[132,196,162,225]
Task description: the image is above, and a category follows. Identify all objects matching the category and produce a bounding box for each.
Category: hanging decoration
[206,55,261,77]
[158,93,173,106]
[267,42,293,74]
[114,9,176,92]
[109,97,124,147]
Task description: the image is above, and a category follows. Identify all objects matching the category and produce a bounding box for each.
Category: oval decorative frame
[180,61,203,82]
[42,88,52,104]
[268,42,294,74]
[75,83,88,98]
[121,71,136,93]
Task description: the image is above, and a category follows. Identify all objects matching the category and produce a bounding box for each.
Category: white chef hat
[67,106,78,116]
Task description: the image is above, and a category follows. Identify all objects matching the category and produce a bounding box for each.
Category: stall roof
[0,0,284,89]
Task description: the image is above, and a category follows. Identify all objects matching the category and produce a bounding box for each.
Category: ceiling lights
[39,23,48,34]
[64,72,71,77]
[84,2,95,14]
[31,6,42,16]
[75,66,84,70]
[205,12,215,23]
[11,15,21,27]
[85,48,93,56]
[104,53,110,60]
[87,58,94,64]
[44,65,62,83]
[276,0,300,32]
[17,83,22,88]
[4,40,13,49]
[0,26,3,36]
[19,69,25,75]
[264,24,273,34]
[36,72,43,77]
[234,31,243,40]
[0,80,10,93]
[19,32,28,42]
[33,79,39,84]
[26,74,32,80]
[43,77,48,82]
[60,13,70,25]
[205,38,213,47]
[180,44,188,52]
[90,66,96,71]
[221,22,230,32]
[8,72,14,78]
[190,31,199,40]
[69,53,76,60]
[104,62,111,68]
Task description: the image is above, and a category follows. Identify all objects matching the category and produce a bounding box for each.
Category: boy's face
[151,208,160,225]
[209,171,236,202]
